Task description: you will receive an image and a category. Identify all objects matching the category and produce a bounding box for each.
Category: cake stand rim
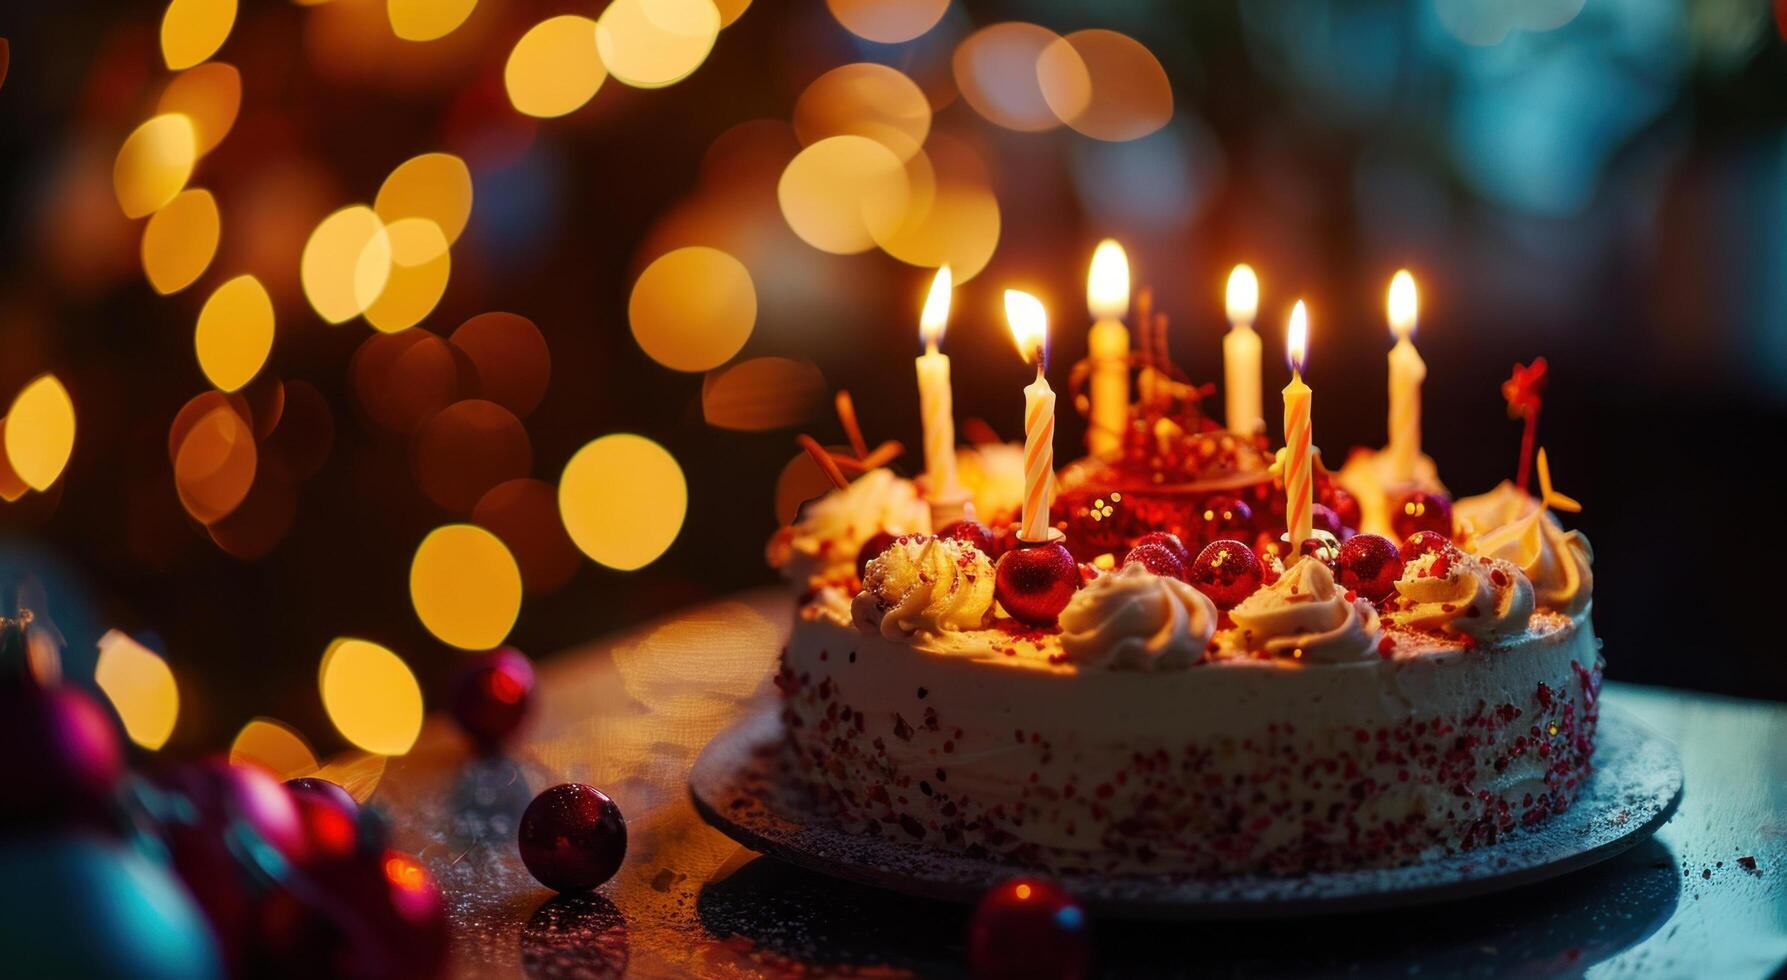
[688,702,1683,920]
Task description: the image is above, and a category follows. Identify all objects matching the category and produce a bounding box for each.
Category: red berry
[1327,486,1361,532]
[519,784,628,893]
[1132,530,1191,568]
[855,531,899,579]
[452,648,536,750]
[1399,529,1454,564]
[968,877,1089,980]
[1197,495,1253,544]
[994,541,1080,627]
[1122,542,1187,581]
[1391,490,1453,542]
[1336,534,1403,603]
[1189,539,1263,608]
[938,519,996,557]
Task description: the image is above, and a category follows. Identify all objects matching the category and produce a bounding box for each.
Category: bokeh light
[194,274,274,392]
[141,188,220,294]
[450,312,550,417]
[794,63,931,160]
[114,114,197,219]
[505,15,605,119]
[595,0,721,90]
[702,357,827,431]
[376,152,473,246]
[319,638,423,756]
[825,0,949,44]
[713,0,751,27]
[387,0,477,42]
[352,330,468,434]
[414,399,532,513]
[4,374,76,491]
[873,166,1000,280]
[265,380,334,480]
[953,22,1066,132]
[161,0,236,70]
[777,135,909,253]
[94,630,179,751]
[301,205,391,324]
[472,478,582,595]
[157,62,241,156]
[173,404,257,524]
[559,434,687,570]
[228,717,318,777]
[207,463,298,560]
[0,423,28,502]
[629,246,756,371]
[1037,29,1173,142]
[409,523,523,650]
[363,217,450,333]
[774,447,844,525]
[167,391,250,463]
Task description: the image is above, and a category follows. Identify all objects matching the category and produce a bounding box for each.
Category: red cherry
[994,541,1080,627]
[452,647,536,750]
[1326,486,1361,533]
[1197,495,1253,544]
[1336,534,1403,603]
[1122,542,1187,581]
[1399,529,1454,564]
[1131,531,1192,568]
[854,531,898,580]
[1391,491,1454,542]
[968,877,1090,980]
[1189,539,1264,609]
[938,519,996,557]
[519,783,628,893]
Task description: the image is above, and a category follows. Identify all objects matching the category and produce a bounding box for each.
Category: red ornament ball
[1311,503,1345,539]
[452,647,536,750]
[938,519,997,557]
[994,540,1080,627]
[1391,491,1454,542]
[518,783,627,893]
[854,531,898,580]
[0,681,124,830]
[1122,542,1187,581]
[1399,529,1454,564]
[287,781,361,866]
[1327,486,1361,533]
[1197,496,1253,543]
[285,777,358,815]
[1189,539,1263,609]
[968,877,1090,980]
[1336,534,1404,603]
[255,848,448,980]
[1131,531,1191,569]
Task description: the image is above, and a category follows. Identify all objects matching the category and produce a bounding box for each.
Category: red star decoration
[1501,357,1548,420]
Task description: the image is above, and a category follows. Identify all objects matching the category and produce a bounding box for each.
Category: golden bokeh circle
[4,374,76,492]
[1037,29,1173,142]
[595,0,720,90]
[157,62,241,156]
[319,638,424,756]
[559,434,687,571]
[363,217,450,334]
[793,63,931,161]
[410,523,523,650]
[114,114,197,219]
[142,187,220,295]
[194,274,275,392]
[952,22,1065,133]
[173,404,257,524]
[387,0,478,42]
[376,152,473,246]
[629,246,756,372]
[161,0,237,70]
[301,204,391,324]
[228,718,318,777]
[824,0,948,44]
[94,631,179,751]
[505,15,605,119]
[776,135,909,254]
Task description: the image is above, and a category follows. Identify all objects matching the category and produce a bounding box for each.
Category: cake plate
[689,704,1683,919]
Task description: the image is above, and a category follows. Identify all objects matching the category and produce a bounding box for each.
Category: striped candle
[1283,301,1313,553]
[1004,290,1055,542]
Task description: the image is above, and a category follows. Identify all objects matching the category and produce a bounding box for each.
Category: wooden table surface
[372,589,1787,979]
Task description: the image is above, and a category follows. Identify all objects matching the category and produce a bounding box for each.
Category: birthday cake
[766,261,1600,877]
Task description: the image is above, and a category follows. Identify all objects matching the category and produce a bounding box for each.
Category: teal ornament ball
[0,834,223,979]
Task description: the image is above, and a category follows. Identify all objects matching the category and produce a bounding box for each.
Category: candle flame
[919,265,952,348]
[1087,239,1128,320]
[1225,264,1258,325]
[1388,269,1417,340]
[1286,300,1308,374]
[1004,289,1048,367]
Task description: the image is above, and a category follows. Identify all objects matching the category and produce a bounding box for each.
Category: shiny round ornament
[1326,486,1361,534]
[1189,539,1263,609]
[1131,531,1191,569]
[967,876,1089,980]
[451,647,536,750]
[1335,534,1403,603]
[0,681,124,830]
[993,539,1080,627]
[1392,490,1454,542]
[1122,542,1187,581]
[1310,503,1345,540]
[286,777,358,815]
[938,519,997,557]
[1399,529,1454,564]
[518,783,628,893]
[255,848,448,980]
[1196,495,1253,544]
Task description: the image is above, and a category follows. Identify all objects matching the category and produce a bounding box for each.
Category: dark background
[4,0,1785,755]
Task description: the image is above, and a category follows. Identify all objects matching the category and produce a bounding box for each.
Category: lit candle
[1005,290,1055,543]
[1085,240,1129,457]
[1283,300,1313,553]
[915,266,959,499]
[1223,264,1262,437]
[1386,270,1425,484]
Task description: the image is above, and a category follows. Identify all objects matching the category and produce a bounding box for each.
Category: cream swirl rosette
[1230,556,1382,663]
[1059,563,1219,670]
[766,468,930,586]
[851,536,994,639]
[1389,550,1535,643]
[1456,481,1593,616]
